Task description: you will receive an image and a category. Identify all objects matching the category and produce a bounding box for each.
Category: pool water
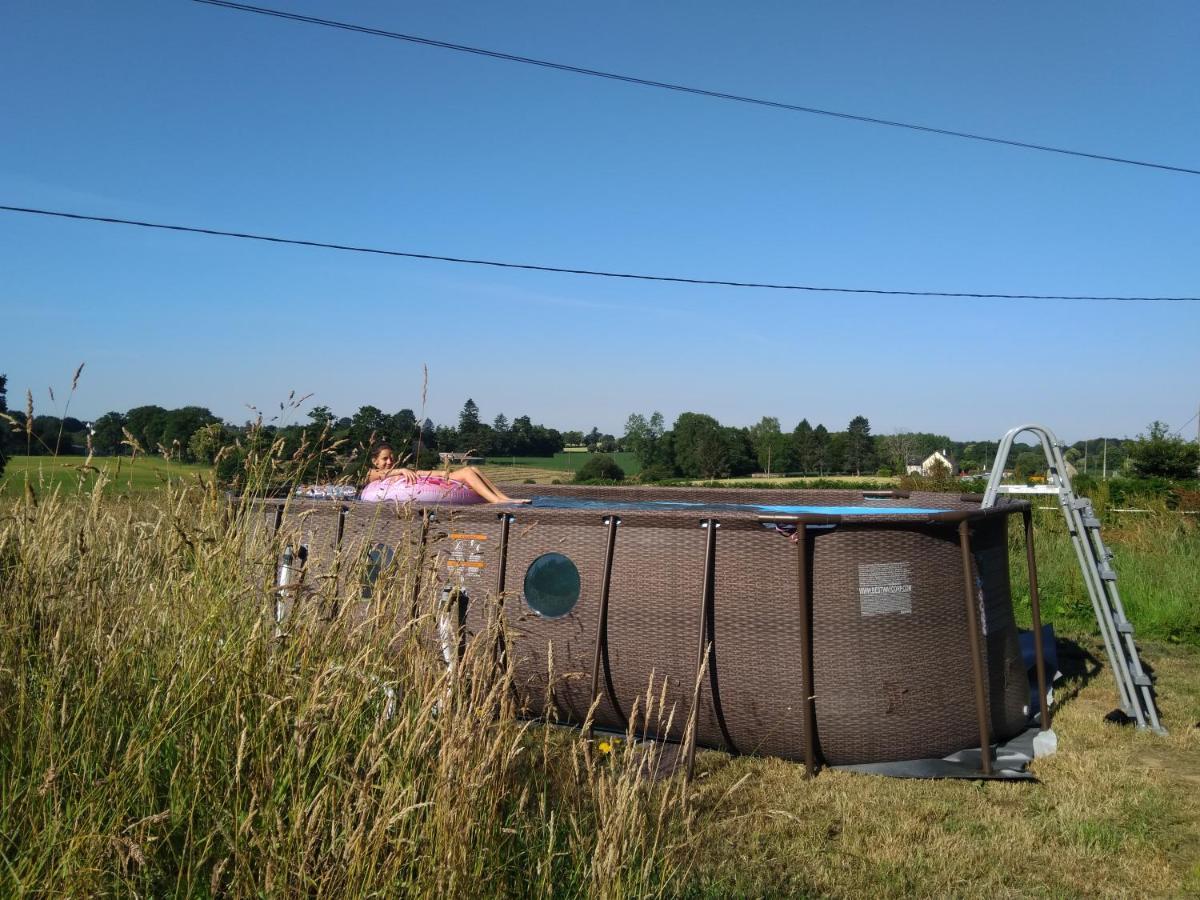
[524,496,946,516]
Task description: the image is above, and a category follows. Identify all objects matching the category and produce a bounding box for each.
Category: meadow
[1,464,1198,896]
[483,452,641,475]
[0,454,212,498]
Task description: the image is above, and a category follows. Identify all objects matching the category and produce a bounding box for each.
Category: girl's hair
[369,442,395,463]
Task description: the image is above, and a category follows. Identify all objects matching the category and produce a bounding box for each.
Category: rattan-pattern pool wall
[259,486,1037,773]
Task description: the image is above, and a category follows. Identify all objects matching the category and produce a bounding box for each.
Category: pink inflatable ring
[359,475,485,505]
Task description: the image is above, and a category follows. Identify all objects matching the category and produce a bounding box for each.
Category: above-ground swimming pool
[256,485,1044,775]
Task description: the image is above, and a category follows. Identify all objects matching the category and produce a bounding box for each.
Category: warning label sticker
[858,562,913,616]
[448,533,487,579]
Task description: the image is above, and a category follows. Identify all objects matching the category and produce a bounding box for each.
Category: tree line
[624,411,910,480]
[1,375,1195,482]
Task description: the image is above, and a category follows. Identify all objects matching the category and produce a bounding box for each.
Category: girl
[363,443,528,504]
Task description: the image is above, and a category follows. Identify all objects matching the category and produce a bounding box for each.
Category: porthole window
[523,552,581,619]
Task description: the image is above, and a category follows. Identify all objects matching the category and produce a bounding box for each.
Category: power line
[192,0,1200,178]
[3,203,1197,301]
[1172,410,1200,436]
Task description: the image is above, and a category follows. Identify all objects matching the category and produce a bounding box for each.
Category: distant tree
[812,424,831,475]
[23,416,82,456]
[459,398,480,431]
[827,431,848,474]
[792,419,815,473]
[188,422,230,465]
[881,431,917,474]
[91,411,126,455]
[624,412,670,472]
[574,453,625,484]
[125,405,168,455]
[974,441,999,473]
[957,441,989,474]
[349,405,388,451]
[161,407,220,460]
[307,405,336,428]
[456,398,482,451]
[646,430,677,481]
[531,425,564,456]
[389,408,418,444]
[434,424,458,453]
[673,412,731,479]
[419,418,437,451]
[509,415,533,455]
[624,413,649,453]
[458,423,494,454]
[1127,421,1200,478]
[1012,450,1047,480]
[489,413,511,456]
[561,430,584,446]
[845,416,875,475]
[724,426,756,477]
[749,416,793,474]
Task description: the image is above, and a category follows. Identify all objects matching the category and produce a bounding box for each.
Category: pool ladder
[982,424,1165,734]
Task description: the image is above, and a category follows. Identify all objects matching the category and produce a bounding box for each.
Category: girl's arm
[375,467,419,483]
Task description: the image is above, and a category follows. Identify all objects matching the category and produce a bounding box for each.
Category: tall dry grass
[0,473,693,897]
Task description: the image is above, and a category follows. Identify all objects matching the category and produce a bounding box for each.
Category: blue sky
[2,1,1198,442]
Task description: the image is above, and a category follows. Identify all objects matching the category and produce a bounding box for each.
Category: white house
[906,449,957,477]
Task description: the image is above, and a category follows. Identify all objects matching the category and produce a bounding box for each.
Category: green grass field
[485,451,641,475]
[1011,506,1200,645]
[2,475,1198,895]
[0,455,213,498]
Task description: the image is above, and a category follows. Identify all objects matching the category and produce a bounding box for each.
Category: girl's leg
[448,466,528,503]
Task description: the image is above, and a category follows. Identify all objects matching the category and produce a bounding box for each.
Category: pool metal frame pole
[495,511,513,595]
[795,519,818,779]
[957,520,993,776]
[1022,508,1052,732]
[588,515,626,737]
[327,504,349,619]
[493,512,515,680]
[409,509,433,623]
[704,538,739,759]
[685,518,719,781]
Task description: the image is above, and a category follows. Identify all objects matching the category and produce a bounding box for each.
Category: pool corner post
[492,511,515,678]
[685,518,719,782]
[408,508,433,623]
[957,519,993,776]
[1021,507,1051,732]
[587,515,621,740]
[795,518,818,779]
[327,504,349,620]
[495,511,513,595]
